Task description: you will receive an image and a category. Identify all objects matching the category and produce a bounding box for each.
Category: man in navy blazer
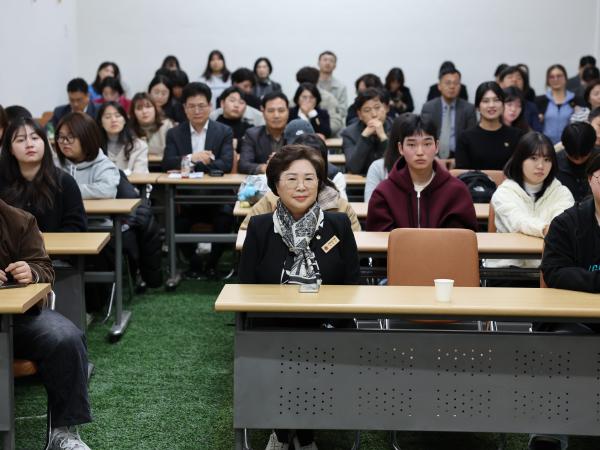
[162,82,233,173]
[50,78,99,129]
[421,67,476,159]
[162,82,234,278]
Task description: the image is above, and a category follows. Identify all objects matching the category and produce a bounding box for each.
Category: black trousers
[13,309,92,427]
[176,203,234,269]
[275,429,314,445]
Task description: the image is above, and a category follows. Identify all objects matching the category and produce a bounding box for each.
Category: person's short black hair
[100,77,124,96]
[504,132,558,199]
[494,63,509,78]
[355,88,387,110]
[582,66,600,83]
[67,78,89,94]
[562,122,597,158]
[439,67,461,81]
[261,91,288,109]
[181,82,212,104]
[4,105,33,123]
[355,73,383,92]
[296,66,320,85]
[589,106,600,123]
[231,68,256,87]
[293,83,321,107]
[169,69,189,88]
[253,57,273,75]
[586,152,600,176]
[474,81,505,108]
[318,51,337,61]
[580,55,597,68]
[219,86,245,104]
[396,113,438,146]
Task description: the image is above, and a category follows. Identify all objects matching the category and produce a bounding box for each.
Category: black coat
[161,120,233,172]
[541,198,600,292]
[0,170,87,232]
[239,211,360,285]
[238,126,285,174]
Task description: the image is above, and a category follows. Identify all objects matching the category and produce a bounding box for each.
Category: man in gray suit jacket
[421,68,476,159]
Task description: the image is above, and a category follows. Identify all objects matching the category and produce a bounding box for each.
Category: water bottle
[181,154,192,178]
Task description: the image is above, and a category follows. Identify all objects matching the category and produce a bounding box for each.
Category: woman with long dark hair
[89,61,121,101]
[385,67,414,116]
[97,101,148,174]
[200,50,231,107]
[0,116,86,232]
[130,92,174,158]
[253,57,282,98]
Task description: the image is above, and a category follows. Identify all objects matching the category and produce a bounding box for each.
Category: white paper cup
[434,279,454,302]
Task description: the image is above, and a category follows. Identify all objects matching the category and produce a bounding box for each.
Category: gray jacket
[60,151,120,199]
[341,118,391,175]
[421,97,477,142]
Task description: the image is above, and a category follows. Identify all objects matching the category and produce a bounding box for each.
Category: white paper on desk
[167,172,205,179]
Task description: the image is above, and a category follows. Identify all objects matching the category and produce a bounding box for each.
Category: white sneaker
[49,427,91,450]
[265,431,289,450]
[293,436,318,450]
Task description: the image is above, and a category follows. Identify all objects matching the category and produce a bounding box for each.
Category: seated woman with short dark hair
[239,144,360,450]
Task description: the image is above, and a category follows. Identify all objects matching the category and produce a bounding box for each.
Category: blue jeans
[13,309,91,427]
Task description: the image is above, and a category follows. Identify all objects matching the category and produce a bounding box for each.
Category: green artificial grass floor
[13,280,600,449]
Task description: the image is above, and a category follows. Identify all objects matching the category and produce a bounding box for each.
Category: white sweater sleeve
[492,182,546,237]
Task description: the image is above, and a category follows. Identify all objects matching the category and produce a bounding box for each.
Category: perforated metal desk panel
[216,285,600,440]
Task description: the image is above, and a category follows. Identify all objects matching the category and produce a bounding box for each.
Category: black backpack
[457,170,497,203]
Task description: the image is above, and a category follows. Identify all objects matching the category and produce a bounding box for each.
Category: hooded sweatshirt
[366,159,477,231]
[60,151,120,199]
[541,197,600,292]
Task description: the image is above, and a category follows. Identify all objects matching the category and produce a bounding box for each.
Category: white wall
[0,0,78,117]
[2,0,600,116]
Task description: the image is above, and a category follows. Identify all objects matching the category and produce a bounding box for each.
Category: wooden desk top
[325,138,342,148]
[157,173,248,185]
[83,198,141,215]
[43,232,110,255]
[344,174,366,186]
[235,230,543,254]
[215,284,600,318]
[148,154,162,163]
[329,154,345,165]
[127,173,161,184]
[0,283,52,314]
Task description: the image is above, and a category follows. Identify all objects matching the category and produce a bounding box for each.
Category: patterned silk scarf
[273,200,324,285]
